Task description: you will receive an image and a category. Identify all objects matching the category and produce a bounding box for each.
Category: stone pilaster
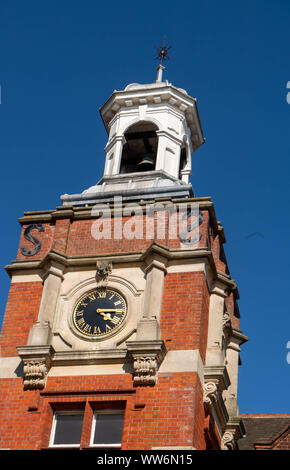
[205,282,227,368]
[28,255,65,346]
[136,249,167,341]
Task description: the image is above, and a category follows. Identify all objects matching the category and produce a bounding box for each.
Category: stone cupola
[61,71,205,206]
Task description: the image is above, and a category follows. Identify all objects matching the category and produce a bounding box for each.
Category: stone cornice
[99,83,205,151]
[18,196,217,224]
[17,198,227,264]
[204,365,231,393]
[5,244,239,296]
[225,326,249,348]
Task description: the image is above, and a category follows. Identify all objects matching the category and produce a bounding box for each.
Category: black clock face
[72,288,127,338]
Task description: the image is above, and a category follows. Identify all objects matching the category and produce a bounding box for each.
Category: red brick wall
[160,271,209,362]
[15,208,213,260]
[0,372,206,450]
[0,282,43,356]
[51,218,71,254]
[17,223,54,260]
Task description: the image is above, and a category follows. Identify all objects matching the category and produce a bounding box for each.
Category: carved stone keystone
[96,260,112,283]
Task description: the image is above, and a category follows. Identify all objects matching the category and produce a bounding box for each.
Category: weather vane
[155,37,171,82]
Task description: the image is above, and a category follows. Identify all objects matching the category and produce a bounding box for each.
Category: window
[89,410,124,448]
[49,411,84,448]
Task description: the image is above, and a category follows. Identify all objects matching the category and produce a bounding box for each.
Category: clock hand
[96,310,114,321]
[96,308,124,313]
[97,310,125,322]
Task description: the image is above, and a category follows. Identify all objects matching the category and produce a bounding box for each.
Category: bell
[137,154,155,170]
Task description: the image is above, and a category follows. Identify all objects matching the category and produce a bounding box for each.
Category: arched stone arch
[120,116,164,135]
[120,120,161,174]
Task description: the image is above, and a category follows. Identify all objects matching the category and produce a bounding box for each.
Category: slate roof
[238,414,290,450]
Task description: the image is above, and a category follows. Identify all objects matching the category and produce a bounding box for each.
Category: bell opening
[120,121,158,174]
[179,146,187,179]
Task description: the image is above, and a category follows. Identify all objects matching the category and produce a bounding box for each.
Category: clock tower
[0,63,248,450]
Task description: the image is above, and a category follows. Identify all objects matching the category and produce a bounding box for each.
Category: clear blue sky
[0,0,289,413]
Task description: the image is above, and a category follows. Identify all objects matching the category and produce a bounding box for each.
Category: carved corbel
[203,381,219,409]
[223,311,232,331]
[23,358,49,390]
[17,345,54,391]
[126,340,167,387]
[221,431,236,450]
[133,354,158,386]
[203,369,229,436]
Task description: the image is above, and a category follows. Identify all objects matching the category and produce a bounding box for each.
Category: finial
[155,36,171,82]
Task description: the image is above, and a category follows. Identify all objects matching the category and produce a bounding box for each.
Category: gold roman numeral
[83,324,91,333]
[98,290,106,298]
[88,293,96,301]
[77,318,85,327]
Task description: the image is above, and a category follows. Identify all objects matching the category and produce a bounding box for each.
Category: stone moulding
[17,345,54,390]
[126,340,167,386]
[5,243,240,302]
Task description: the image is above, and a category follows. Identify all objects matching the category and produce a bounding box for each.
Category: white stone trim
[166,262,205,273]
[0,350,205,381]
[158,349,204,385]
[48,363,129,377]
[0,357,22,378]
[10,272,43,283]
